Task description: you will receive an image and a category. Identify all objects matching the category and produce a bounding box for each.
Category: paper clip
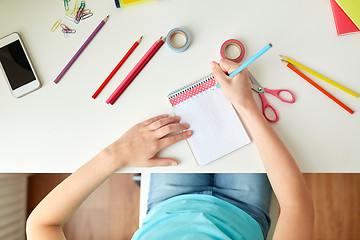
[62,28,76,34]
[51,19,62,32]
[77,9,92,20]
[65,15,76,23]
[81,12,93,20]
[66,9,76,17]
[79,9,91,15]
[75,1,86,23]
[60,23,76,38]
[73,0,80,11]
[65,0,78,17]
[64,0,70,11]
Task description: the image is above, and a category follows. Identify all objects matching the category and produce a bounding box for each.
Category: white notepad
[168,74,251,165]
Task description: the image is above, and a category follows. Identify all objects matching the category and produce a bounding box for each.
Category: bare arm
[212,59,314,240]
[26,115,192,240]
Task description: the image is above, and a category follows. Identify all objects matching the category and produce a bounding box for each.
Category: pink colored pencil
[106,37,165,104]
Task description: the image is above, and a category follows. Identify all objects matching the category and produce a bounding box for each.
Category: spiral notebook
[168,74,251,166]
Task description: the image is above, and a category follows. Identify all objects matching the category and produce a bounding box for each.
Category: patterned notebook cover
[168,74,251,166]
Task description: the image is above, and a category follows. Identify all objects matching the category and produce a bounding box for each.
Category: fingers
[148,115,181,130]
[212,60,250,87]
[236,67,250,84]
[155,122,190,138]
[142,114,169,125]
[146,158,179,167]
[159,130,192,149]
[211,61,229,86]
[218,58,241,74]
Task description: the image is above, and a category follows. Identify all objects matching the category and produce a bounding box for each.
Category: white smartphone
[0,32,41,98]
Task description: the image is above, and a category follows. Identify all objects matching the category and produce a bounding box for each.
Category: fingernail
[186,130,192,136]
[210,61,217,68]
[171,162,178,166]
[184,123,190,128]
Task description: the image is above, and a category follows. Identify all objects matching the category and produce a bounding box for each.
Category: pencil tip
[103,15,110,22]
[269,43,272,47]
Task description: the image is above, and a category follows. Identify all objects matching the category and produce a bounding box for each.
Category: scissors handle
[259,94,279,122]
[264,88,295,103]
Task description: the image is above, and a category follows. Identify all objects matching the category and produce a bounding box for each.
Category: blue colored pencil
[229,43,272,77]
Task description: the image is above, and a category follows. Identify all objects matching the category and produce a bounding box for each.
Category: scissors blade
[249,72,264,94]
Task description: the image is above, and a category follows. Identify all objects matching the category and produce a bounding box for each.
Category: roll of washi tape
[166,28,191,53]
[220,39,245,63]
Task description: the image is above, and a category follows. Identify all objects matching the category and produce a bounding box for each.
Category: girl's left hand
[105,114,192,169]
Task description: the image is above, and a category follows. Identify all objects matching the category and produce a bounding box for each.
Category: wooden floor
[27,173,360,240]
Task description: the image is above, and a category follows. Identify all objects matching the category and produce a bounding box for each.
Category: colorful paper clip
[60,23,76,38]
[66,9,76,17]
[73,0,80,10]
[81,12,93,20]
[51,0,93,37]
[75,1,86,23]
[64,0,70,11]
[65,0,79,17]
[77,9,93,20]
[65,15,76,23]
[51,19,62,32]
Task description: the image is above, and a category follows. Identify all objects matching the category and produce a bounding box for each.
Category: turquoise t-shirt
[132,194,263,240]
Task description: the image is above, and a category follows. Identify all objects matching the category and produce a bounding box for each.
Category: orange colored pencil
[283,60,354,114]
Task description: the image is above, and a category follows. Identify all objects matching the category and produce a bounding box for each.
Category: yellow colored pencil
[280,55,359,98]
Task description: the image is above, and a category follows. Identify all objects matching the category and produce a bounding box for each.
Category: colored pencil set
[53,15,166,105]
[105,36,165,104]
[92,36,142,99]
[93,36,165,104]
[281,55,358,114]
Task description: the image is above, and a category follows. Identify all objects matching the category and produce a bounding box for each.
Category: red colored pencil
[284,61,354,114]
[107,37,164,104]
[106,37,165,104]
[92,36,142,99]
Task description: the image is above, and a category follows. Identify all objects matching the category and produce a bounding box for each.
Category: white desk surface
[1,0,359,173]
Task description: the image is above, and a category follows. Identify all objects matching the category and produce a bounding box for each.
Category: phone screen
[0,40,36,90]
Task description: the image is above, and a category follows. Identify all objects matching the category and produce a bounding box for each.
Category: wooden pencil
[92,36,142,99]
[280,55,359,98]
[54,15,109,84]
[283,60,354,114]
[106,37,165,105]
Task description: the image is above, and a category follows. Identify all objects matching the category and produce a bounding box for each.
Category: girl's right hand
[211,59,257,111]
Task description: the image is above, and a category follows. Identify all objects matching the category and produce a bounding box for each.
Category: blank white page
[170,83,251,166]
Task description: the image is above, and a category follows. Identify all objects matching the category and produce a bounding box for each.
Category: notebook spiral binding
[168,73,215,99]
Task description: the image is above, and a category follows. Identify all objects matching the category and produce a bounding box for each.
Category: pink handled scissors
[249,72,295,122]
